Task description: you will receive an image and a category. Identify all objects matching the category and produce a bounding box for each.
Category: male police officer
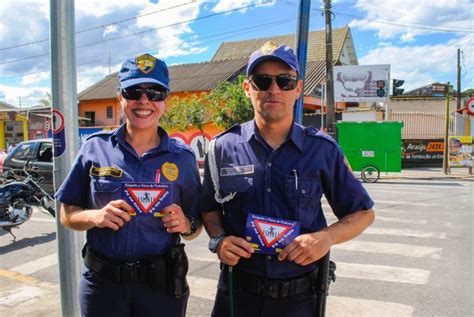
[200,42,375,317]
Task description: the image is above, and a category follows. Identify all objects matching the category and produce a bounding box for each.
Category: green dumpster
[336,121,404,182]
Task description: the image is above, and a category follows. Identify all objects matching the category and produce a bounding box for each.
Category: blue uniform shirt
[200,120,374,279]
[56,125,201,261]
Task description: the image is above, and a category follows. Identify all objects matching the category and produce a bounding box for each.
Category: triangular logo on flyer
[254,220,291,247]
[127,188,166,213]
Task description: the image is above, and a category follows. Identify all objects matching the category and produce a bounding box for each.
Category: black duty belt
[228,267,319,299]
[82,245,166,286]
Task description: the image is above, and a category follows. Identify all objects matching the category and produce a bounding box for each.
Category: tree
[207,75,254,129]
[161,93,211,136]
[37,92,51,107]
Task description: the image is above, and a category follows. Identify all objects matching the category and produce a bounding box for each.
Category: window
[12,143,35,161]
[85,111,95,126]
[106,106,113,119]
[38,142,53,162]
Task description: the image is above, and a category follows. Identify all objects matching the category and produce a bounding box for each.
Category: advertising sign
[448,136,473,167]
[402,139,444,167]
[334,64,390,102]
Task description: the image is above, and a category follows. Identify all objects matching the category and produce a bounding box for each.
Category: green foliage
[161,76,254,133]
[208,75,254,129]
[161,94,210,134]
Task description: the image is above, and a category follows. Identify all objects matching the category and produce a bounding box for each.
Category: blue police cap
[118,53,170,90]
[246,41,300,76]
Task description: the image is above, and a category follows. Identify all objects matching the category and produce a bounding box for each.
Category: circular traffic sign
[466,97,474,116]
[52,109,65,134]
[189,132,211,162]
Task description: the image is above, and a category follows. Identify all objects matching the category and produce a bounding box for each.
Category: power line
[331,9,473,34]
[0,1,199,51]
[0,15,295,81]
[0,0,273,66]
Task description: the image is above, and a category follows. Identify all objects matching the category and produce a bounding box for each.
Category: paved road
[1,178,472,316]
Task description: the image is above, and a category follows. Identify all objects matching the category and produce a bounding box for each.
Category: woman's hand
[161,204,190,234]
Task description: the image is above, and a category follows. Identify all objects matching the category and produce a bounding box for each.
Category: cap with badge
[246,41,300,76]
[119,53,170,91]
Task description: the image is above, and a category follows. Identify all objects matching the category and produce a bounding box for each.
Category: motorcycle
[0,162,55,240]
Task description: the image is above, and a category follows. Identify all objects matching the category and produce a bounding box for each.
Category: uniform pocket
[285,176,322,228]
[90,178,122,207]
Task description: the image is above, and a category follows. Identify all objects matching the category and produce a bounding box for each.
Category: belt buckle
[122,261,141,281]
[259,279,280,298]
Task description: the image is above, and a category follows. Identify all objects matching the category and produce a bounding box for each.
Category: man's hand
[217,236,254,266]
[161,204,190,234]
[92,199,133,231]
[278,231,333,266]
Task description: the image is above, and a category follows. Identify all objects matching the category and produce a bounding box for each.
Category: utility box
[336,121,404,182]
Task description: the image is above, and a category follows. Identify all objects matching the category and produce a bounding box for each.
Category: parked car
[0,150,8,174]
[2,139,54,195]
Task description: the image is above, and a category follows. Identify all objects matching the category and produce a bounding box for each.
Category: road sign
[189,132,210,162]
[466,97,474,115]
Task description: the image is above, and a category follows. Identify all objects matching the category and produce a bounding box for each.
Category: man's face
[243,60,302,125]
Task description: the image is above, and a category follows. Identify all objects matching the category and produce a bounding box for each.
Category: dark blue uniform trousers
[211,271,318,317]
[79,265,188,317]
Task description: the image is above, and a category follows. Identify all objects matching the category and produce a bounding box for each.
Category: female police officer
[56,53,201,316]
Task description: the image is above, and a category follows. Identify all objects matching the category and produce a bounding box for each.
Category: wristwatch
[208,233,226,253]
[181,216,198,237]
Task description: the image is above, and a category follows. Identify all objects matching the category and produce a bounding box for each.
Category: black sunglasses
[249,74,298,91]
[121,85,168,102]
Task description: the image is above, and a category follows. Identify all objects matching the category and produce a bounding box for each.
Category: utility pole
[457,48,461,110]
[50,0,83,316]
[442,82,450,175]
[294,0,311,124]
[324,0,336,138]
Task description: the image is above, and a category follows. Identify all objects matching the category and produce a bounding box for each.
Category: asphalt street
[0,176,473,316]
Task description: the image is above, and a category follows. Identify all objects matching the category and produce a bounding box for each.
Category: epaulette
[85,129,114,141]
[170,138,195,157]
[305,126,337,146]
[211,123,240,140]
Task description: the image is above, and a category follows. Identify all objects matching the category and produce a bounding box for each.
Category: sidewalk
[377,167,473,180]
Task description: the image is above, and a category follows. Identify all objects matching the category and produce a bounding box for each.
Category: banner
[402,139,444,167]
[448,136,473,167]
[334,64,390,102]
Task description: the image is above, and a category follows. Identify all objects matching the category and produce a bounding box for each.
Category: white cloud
[103,25,118,37]
[0,84,50,108]
[21,71,50,85]
[359,35,473,91]
[349,0,473,41]
[211,0,276,14]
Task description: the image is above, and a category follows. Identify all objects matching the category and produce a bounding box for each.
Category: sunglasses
[121,85,168,102]
[249,74,298,91]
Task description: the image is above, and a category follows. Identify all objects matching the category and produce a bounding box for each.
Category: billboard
[448,136,473,167]
[334,65,390,102]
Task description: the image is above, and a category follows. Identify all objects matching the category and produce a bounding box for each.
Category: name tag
[121,182,172,217]
[245,213,300,255]
[220,165,254,176]
[90,166,123,178]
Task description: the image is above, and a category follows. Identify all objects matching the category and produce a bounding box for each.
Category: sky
[0,0,472,108]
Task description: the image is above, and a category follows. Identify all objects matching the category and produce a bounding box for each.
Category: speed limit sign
[466,97,474,115]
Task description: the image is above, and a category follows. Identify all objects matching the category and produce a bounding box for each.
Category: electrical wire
[0,0,199,51]
[0,0,274,65]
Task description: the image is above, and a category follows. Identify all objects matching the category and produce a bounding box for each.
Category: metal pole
[324,0,336,138]
[50,0,83,316]
[294,0,311,124]
[457,48,461,110]
[442,82,450,175]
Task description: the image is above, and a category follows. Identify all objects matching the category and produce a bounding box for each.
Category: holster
[165,243,189,298]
